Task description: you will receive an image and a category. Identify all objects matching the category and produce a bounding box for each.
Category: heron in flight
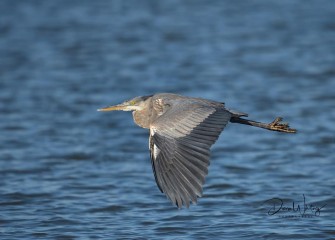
[98,93,296,208]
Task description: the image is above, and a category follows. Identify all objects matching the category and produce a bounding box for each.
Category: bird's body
[98,93,296,208]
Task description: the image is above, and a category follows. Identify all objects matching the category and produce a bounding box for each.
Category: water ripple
[1,0,334,239]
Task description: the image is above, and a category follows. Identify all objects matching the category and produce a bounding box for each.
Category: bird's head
[98,95,153,112]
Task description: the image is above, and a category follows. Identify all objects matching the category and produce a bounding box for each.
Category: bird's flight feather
[149,96,231,208]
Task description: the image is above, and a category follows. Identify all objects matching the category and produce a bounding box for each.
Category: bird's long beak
[97,104,127,112]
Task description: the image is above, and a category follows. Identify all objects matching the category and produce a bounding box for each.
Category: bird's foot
[268,117,297,133]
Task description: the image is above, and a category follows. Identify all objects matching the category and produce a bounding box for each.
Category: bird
[98,93,296,208]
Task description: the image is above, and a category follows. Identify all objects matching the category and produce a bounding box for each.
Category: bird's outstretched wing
[149,101,232,208]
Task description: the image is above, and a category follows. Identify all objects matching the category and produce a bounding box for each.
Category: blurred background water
[0,0,334,239]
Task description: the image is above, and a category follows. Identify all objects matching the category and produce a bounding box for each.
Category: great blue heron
[98,93,296,208]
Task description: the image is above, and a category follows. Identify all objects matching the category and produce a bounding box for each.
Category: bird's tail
[227,108,248,118]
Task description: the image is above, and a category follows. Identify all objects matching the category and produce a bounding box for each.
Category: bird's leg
[230,116,297,133]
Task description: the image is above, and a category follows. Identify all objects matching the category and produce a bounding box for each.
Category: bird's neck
[132,101,155,129]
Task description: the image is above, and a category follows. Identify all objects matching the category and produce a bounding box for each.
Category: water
[1,0,335,239]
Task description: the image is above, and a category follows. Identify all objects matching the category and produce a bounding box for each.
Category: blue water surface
[1,0,334,239]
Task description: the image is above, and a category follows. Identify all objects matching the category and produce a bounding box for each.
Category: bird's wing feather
[149,101,232,208]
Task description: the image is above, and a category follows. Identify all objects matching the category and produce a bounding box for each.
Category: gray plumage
[98,93,296,208]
